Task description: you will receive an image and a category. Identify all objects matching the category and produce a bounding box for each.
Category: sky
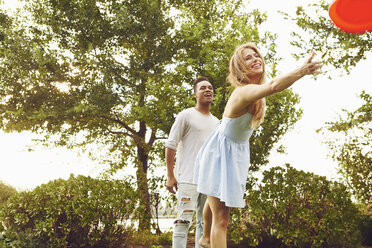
[0,0,371,190]
[248,0,372,180]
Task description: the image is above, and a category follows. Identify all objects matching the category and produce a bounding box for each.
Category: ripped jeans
[173,183,207,248]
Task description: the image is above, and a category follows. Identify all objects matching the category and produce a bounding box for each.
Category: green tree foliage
[0,181,17,206]
[0,175,137,248]
[318,91,371,206]
[0,0,302,230]
[230,165,361,248]
[281,0,372,75]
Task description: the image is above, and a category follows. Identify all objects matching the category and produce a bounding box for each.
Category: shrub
[130,231,172,247]
[0,181,17,206]
[359,214,372,246]
[230,164,362,248]
[0,175,137,247]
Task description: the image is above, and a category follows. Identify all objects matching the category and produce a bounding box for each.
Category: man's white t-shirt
[165,107,219,184]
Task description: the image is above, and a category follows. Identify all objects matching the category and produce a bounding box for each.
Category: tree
[0,0,302,230]
[317,91,371,206]
[281,0,372,75]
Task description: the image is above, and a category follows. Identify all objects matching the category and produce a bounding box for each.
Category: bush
[230,165,362,248]
[359,214,372,246]
[130,231,172,247]
[0,181,17,206]
[0,175,138,247]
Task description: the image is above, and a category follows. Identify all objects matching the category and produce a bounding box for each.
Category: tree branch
[107,129,133,138]
[147,130,157,147]
[99,113,137,136]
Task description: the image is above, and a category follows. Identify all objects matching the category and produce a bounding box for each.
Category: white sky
[1,0,371,190]
[248,0,371,180]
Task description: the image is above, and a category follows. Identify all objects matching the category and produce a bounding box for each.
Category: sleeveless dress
[193,112,254,208]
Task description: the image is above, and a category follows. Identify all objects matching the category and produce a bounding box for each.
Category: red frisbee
[329,0,372,34]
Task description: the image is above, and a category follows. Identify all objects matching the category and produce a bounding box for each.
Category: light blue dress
[193,112,254,208]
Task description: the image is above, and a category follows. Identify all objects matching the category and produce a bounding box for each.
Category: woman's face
[242,48,263,81]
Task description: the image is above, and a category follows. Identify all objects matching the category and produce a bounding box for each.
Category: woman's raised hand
[301,52,322,76]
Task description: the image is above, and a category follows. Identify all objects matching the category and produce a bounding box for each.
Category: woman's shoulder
[223,98,250,118]
[233,84,256,93]
[225,88,252,114]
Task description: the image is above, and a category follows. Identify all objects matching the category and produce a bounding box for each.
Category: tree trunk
[136,152,151,230]
[135,122,152,231]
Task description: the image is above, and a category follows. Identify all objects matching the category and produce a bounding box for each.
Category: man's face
[194,81,214,104]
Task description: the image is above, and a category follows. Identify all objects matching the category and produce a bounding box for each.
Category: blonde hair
[227,42,266,129]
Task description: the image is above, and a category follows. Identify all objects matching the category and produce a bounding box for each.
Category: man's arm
[165,110,188,194]
[165,147,177,194]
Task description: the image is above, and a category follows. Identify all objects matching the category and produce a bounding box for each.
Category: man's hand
[166,175,178,194]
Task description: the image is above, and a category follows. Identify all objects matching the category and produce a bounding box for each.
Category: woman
[193,42,322,248]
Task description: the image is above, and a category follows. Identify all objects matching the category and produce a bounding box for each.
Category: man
[165,76,219,248]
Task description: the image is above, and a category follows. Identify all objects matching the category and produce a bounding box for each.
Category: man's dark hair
[193,76,210,93]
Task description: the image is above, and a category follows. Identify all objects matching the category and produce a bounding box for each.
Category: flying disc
[329,0,372,34]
